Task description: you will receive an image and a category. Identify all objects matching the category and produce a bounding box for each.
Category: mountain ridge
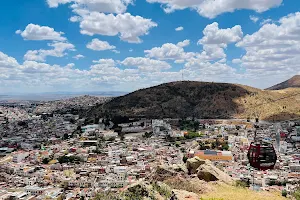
[267,75,300,90]
[83,80,300,121]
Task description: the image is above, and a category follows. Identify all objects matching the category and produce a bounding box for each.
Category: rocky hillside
[94,158,285,200]
[86,81,300,121]
[267,75,300,90]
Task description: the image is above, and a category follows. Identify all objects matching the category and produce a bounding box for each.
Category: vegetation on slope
[86,81,300,121]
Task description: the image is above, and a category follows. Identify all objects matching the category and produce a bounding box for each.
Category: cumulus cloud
[260,18,274,25]
[73,54,85,59]
[112,50,121,54]
[16,24,66,41]
[86,39,116,51]
[47,0,157,43]
[90,59,121,75]
[121,57,171,72]
[199,22,243,45]
[146,0,283,18]
[74,11,157,43]
[235,12,300,86]
[145,40,195,61]
[250,15,259,23]
[0,49,241,92]
[24,42,75,62]
[0,51,19,68]
[47,0,133,14]
[198,22,243,60]
[175,26,184,31]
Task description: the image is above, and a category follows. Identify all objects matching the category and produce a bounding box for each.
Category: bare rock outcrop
[186,157,206,174]
[197,162,233,184]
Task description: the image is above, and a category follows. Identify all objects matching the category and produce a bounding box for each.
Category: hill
[34,95,111,114]
[85,81,300,121]
[267,75,300,90]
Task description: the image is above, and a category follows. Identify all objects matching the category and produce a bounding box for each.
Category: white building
[13,152,29,163]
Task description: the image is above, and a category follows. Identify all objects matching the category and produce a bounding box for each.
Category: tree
[211,142,216,149]
[63,133,69,140]
[69,118,76,124]
[182,156,188,163]
[42,158,49,164]
[222,143,229,151]
[143,132,153,138]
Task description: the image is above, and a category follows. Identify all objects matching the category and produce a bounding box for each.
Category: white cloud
[24,42,75,61]
[175,26,184,31]
[112,50,120,54]
[250,15,259,23]
[16,24,66,41]
[198,22,243,60]
[90,59,121,75]
[236,12,300,85]
[260,18,274,25]
[74,11,157,43]
[174,59,185,64]
[184,59,236,76]
[232,58,242,64]
[47,0,133,14]
[65,63,75,68]
[47,0,156,43]
[0,50,242,92]
[73,54,85,59]
[0,51,19,68]
[121,57,171,72]
[199,22,243,45]
[145,40,194,61]
[177,39,190,48]
[86,39,116,51]
[146,0,282,18]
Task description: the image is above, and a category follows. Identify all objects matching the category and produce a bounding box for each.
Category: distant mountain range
[0,91,127,101]
[85,81,300,121]
[267,75,300,90]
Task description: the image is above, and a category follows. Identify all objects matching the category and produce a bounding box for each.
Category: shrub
[152,183,172,199]
[282,190,287,197]
[182,156,188,163]
[235,180,248,188]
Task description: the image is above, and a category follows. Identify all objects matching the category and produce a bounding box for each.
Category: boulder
[186,157,206,174]
[151,165,178,181]
[197,163,233,184]
[170,189,200,200]
[172,164,188,173]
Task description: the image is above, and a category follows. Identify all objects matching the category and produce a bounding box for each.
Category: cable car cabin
[247,142,277,170]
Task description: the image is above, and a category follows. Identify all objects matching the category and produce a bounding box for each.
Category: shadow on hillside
[87,81,256,120]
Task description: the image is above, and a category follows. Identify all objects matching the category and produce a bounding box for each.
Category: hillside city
[0,95,300,200]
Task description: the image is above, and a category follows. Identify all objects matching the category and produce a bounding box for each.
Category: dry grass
[199,183,286,200]
[235,86,300,121]
[164,176,286,200]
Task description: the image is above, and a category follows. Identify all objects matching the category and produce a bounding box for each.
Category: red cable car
[247,142,277,170]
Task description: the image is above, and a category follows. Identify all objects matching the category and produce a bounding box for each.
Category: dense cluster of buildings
[1,98,300,199]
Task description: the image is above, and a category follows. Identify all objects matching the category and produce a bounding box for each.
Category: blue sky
[0,0,300,93]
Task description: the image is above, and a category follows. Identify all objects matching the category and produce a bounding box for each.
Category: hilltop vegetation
[86,81,300,121]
